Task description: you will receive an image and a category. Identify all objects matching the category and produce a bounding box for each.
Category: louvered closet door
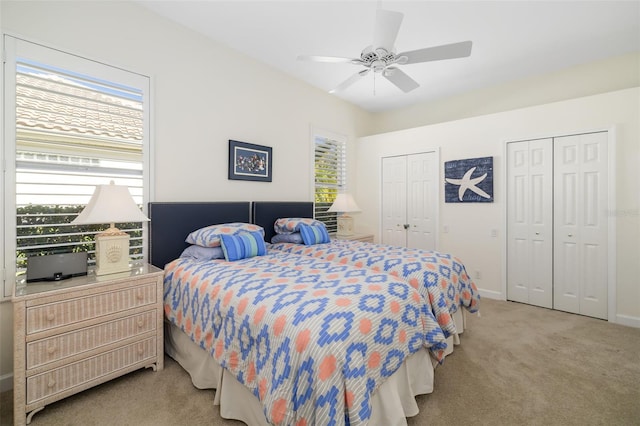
[507,139,553,308]
[382,156,408,247]
[553,132,608,319]
[406,153,437,250]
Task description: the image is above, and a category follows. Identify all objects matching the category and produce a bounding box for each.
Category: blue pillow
[180,245,225,261]
[220,231,267,261]
[185,223,264,247]
[299,224,331,245]
[274,218,326,234]
[271,233,304,244]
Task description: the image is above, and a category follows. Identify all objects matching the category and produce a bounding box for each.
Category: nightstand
[12,263,164,426]
[332,233,374,243]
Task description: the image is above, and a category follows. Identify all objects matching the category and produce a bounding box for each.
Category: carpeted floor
[2,298,639,425]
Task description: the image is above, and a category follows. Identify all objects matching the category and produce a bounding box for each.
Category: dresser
[12,263,164,425]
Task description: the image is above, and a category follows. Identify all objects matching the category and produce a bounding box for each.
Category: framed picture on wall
[228,140,273,182]
[444,156,494,203]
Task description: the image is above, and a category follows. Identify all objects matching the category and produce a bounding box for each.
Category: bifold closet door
[381,152,437,250]
[553,132,608,320]
[382,156,408,247]
[506,139,553,308]
[406,153,437,250]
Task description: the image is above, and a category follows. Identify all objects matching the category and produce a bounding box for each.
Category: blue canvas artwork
[444,156,494,203]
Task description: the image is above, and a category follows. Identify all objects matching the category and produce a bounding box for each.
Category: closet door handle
[568,234,573,237]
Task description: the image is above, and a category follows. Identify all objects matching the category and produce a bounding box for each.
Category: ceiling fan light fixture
[299,8,473,95]
[372,60,386,72]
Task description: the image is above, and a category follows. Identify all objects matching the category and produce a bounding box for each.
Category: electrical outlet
[474,270,482,280]
[443,225,449,233]
[490,229,498,238]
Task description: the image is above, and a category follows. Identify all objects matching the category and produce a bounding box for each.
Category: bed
[252,201,480,348]
[148,201,448,425]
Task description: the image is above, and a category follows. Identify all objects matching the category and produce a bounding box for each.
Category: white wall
[368,52,640,135]
[0,0,372,389]
[356,88,640,326]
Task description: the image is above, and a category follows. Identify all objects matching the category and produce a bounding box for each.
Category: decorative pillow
[220,231,267,261]
[274,218,326,234]
[299,224,331,245]
[271,233,304,244]
[186,223,264,247]
[180,245,225,261]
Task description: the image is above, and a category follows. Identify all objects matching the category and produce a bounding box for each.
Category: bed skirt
[165,322,437,426]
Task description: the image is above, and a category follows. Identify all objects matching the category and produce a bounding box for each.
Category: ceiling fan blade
[297,55,358,64]
[383,67,419,93]
[373,9,404,52]
[329,69,370,94]
[398,41,473,64]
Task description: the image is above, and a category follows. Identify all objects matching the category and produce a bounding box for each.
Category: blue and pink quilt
[269,240,480,334]
[163,251,447,426]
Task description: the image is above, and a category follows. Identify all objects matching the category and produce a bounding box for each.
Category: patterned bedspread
[270,240,480,331]
[164,251,447,426]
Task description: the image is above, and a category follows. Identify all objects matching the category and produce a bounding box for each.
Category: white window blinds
[4,37,150,296]
[314,135,346,233]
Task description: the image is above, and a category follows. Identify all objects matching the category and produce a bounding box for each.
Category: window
[313,132,347,233]
[3,36,151,298]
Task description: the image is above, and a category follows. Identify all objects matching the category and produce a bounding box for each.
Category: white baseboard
[615,314,640,329]
[477,288,503,300]
[476,289,640,329]
[0,372,13,392]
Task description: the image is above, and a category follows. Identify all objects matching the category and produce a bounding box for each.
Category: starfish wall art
[444,156,494,203]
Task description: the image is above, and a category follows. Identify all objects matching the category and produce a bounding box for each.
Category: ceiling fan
[298,9,472,94]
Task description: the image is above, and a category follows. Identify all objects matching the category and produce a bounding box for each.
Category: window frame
[2,35,153,299]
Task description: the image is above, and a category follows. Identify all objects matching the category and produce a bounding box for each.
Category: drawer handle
[137,319,145,328]
[137,346,144,356]
[47,345,57,355]
[135,291,145,301]
[47,378,56,388]
[46,312,55,321]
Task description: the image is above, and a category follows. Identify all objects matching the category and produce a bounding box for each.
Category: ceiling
[138,1,640,113]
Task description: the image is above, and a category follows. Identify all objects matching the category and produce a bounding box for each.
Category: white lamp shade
[72,182,149,225]
[327,193,361,213]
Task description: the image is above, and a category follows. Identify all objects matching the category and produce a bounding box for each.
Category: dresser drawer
[26,281,157,334]
[26,310,157,370]
[26,336,157,405]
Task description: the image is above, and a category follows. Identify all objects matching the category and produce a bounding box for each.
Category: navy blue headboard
[148,202,250,269]
[252,201,314,243]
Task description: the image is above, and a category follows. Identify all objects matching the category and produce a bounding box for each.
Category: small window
[3,36,151,297]
[313,133,347,233]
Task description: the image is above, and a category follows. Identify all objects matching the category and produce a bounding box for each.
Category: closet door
[381,156,408,247]
[506,139,553,308]
[406,153,437,250]
[553,132,608,319]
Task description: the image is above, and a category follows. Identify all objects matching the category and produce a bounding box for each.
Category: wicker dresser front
[13,264,164,426]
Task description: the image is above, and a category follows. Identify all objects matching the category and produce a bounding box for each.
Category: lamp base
[95,231,131,276]
[336,214,355,236]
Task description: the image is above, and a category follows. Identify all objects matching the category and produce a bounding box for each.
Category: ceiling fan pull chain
[373,71,376,96]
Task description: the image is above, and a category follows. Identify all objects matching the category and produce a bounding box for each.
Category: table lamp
[327,193,361,236]
[71,181,149,275]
